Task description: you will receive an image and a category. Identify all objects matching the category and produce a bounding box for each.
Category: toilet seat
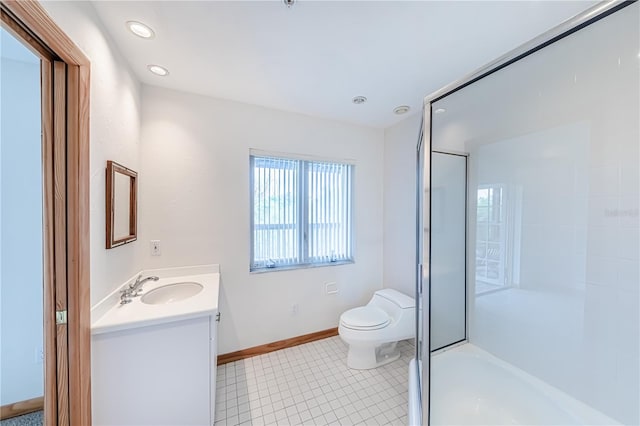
[340,306,390,331]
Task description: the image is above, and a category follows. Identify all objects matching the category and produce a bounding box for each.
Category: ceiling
[90,1,595,129]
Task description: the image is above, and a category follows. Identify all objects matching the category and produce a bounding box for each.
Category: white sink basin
[141,282,203,305]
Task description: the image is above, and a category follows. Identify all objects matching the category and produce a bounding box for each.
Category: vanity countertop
[91,264,220,335]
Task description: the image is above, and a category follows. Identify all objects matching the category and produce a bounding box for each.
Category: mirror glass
[106,160,137,248]
[113,172,131,240]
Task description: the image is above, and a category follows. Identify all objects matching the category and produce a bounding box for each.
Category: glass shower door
[425,2,639,425]
[431,152,466,351]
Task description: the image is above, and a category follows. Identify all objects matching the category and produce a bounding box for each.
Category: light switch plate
[150,240,161,256]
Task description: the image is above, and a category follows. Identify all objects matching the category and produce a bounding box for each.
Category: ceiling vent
[352,96,367,105]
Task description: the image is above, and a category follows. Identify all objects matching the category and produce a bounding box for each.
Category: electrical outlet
[150,240,161,256]
[291,303,299,316]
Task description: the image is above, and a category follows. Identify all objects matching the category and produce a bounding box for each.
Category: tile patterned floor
[214,336,412,426]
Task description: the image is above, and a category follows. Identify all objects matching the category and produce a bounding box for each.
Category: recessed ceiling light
[393,105,411,115]
[434,108,446,114]
[352,96,367,105]
[126,21,155,39]
[147,65,169,76]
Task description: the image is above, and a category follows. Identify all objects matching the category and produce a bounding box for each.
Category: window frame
[249,152,355,272]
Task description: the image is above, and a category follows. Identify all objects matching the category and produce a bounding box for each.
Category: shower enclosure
[412,1,639,425]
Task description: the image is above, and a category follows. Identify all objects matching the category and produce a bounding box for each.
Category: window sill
[250,260,354,274]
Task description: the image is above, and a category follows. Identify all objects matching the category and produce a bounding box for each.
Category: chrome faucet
[120,274,159,304]
[130,274,160,293]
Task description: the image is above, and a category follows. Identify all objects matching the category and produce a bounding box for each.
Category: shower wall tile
[570,255,587,289]
[615,291,639,353]
[617,228,639,260]
[618,196,639,229]
[617,259,640,294]
[583,284,618,349]
[587,196,620,229]
[620,160,639,196]
[584,255,618,287]
[615,352,640,426]
[586,227,620,257]
[588,166,620,197]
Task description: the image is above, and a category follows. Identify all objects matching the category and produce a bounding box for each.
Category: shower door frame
[416,1,634,424]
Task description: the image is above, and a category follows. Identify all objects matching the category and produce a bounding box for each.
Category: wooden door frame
[0,1,91,425]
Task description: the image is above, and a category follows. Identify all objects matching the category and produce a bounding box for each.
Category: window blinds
[251,155,353,270]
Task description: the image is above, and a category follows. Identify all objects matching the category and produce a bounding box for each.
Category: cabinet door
[92,317,210,425]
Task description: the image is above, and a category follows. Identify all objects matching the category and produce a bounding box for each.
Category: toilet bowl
[338,289,415,370]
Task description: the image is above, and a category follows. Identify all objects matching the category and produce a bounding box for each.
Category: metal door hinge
[215,312,221,322]
[56,310,67,325]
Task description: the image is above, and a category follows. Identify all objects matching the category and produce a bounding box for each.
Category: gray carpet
[0,411,42,426]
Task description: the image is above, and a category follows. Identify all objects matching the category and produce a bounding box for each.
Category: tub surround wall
[382,114,421,297]
[469,121,639,423]
[140,86,384,354]
[41,1,143,305]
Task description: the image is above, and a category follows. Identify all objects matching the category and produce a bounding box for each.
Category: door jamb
[0,1,91,425]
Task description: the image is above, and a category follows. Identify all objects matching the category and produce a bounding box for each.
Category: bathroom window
[250,154,354,271]
[475,185,507,290]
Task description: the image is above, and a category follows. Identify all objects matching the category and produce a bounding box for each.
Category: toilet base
[346,342,401,370]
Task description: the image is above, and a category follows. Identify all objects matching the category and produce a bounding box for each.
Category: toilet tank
[368,289,415,319]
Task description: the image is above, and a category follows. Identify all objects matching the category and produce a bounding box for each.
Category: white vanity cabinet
[91,266,220,426]
[92,314,218,425]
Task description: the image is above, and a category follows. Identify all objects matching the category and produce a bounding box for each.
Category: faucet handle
[129,274,143,289]
[120,287,133,304]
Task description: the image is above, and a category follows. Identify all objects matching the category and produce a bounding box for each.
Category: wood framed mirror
[106,160,137,248]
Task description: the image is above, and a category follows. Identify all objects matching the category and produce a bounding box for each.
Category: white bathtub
[427,344,619,425]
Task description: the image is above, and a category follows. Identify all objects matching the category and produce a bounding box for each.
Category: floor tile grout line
[215,336,413,426]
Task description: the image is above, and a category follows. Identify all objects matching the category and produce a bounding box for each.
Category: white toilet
[338,288,415,370]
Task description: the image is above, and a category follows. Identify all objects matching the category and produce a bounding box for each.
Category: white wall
[0,43,43,405]
[42,1,143,305]
[140,86,385,354]
[382,114,420,297]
